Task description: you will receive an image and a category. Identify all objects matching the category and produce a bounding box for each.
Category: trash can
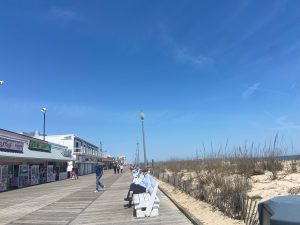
[258,195,300,225]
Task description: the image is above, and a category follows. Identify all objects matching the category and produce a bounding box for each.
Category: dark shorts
[129,183,146,194]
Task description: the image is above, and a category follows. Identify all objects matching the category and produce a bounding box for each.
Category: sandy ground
[249,163,300,201]
[158,160,300,225]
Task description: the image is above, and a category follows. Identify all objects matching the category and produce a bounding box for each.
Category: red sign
[0,137,24,152]
[102,156,112,161]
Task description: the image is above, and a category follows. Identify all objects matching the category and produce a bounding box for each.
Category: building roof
[0,147,75,161]
[0,128,48,143]
[41,134,99,149]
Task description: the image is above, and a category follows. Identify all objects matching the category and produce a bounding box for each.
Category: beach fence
[153,169,259,225]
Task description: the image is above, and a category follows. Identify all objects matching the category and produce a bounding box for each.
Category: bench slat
[132,178,160,217]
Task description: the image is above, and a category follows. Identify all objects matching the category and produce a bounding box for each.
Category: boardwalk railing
[153,169,259,225]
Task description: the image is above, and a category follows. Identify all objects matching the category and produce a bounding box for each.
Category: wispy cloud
[290,82,297,90]
[263,111,300,130]
[42,7,78,21]
[275,116,300,130]
[242,82,260,99]
[259,87,290,96]
[219,1,288,63]
[159,25,213,69]
[284,40,300,55]
[241,1,285,42]
[242,82,289,100]
[174,47,213,69]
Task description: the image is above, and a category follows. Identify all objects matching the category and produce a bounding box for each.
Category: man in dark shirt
[94,163,105,192]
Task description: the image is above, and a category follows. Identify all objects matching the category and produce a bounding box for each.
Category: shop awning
[0,147,74,162]
[102,156,113,162]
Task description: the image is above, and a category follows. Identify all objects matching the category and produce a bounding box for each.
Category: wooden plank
[0,170,193,225]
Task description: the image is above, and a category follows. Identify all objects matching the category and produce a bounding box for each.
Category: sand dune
[158,160,300,225]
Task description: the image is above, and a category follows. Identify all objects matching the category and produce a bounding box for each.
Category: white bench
[132,169,140,178]
[132,178,160,218]
[132,169,144,184]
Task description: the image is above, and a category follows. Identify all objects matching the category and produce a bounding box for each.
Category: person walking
[71,166,78,179]
[113,162,117,174]
[120,164,124,173]
[117,163,120,174]
[94,163,105,192]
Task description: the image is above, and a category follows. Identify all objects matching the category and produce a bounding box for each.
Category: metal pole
[43,111,46,141]
[100,141,103,157]
[141,119,147,168]
[136,141,140,167]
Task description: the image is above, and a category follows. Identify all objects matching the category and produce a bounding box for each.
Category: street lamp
[40,107,47,141]
[136,141,140,167]
[0,80,4,86]
[140,111,147,168]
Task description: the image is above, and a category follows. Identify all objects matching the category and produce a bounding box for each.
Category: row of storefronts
[0,128,117,192]
[0,129,74,192]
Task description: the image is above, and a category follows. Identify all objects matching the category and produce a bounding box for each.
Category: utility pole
[136,141,140,167]
[40,107,47,141]
[99,141,103,157]
[140,112,147,168]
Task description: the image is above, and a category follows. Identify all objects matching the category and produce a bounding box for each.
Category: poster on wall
[30,165,39,185]
[0,137,23,153]
[0,165,8,191]
[18,165,29,187]
[47,165,55,182]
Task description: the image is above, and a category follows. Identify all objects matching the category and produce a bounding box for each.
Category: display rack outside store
[18,165,29,187]
[47,165,55,182]
[30,165,39,185]
[0,165,8,191]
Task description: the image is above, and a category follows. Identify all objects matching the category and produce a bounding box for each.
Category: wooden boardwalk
[0,169,193,225]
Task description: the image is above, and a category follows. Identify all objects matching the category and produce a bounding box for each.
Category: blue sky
[1,0,300,161]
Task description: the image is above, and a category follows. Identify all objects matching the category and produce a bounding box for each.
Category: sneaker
[94,190,99,192]
[123,203,132,208]
[124,197,132,201]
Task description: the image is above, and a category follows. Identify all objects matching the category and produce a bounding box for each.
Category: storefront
[0,129,74,192]
[102,155,113,169]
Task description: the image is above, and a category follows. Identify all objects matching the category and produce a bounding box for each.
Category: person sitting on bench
[124,168,153,208]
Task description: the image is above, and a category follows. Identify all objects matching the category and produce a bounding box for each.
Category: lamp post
[40,107,47,141]
[140,112,147,168]
[136,141,140,167]
[0,80,4,86]
[99,141,103,158]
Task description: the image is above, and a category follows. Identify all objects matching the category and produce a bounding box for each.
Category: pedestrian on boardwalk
[71,166,78,179]
[117,163,120,174]
[120,164,124,173]
[94,162,105,192]
[113,162,117,174]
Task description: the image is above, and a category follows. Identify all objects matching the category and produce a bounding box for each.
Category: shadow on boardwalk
[0,169,193,225]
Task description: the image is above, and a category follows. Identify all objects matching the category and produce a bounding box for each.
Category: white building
[39,134,100,176]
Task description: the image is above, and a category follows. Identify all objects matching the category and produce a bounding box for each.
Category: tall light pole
[140,112,147,168]
[136,141,140,167]
[100,141,103,157]
[40,107,47,141]
[0,80,4,86]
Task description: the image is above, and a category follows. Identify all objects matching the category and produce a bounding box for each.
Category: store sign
[102,156,112,161]
[0,137,24,152]
[28,140,51,152]
[62,149,72,157]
